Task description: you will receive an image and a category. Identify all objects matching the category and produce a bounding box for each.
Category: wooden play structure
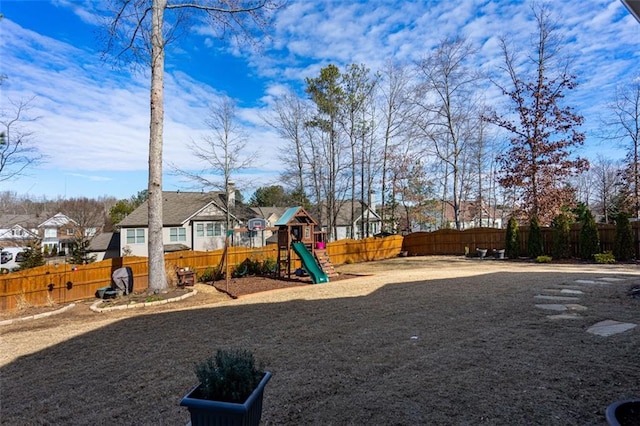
[275,207,336,283]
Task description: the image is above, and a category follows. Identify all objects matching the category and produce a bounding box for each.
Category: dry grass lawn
[1,256,639,425]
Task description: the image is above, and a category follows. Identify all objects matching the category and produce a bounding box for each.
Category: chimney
[227,182,236,208]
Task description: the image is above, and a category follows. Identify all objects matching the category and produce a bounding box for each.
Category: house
[117,191,259,256]
[247,206,289,247]
[38,212,83,255]
[438,201,506,230]
[0,214,40,249]
[318,200,382,241]
[87,232,121,261]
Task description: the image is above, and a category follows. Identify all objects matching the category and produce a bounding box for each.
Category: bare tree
[263,90,311,203]
[172,95,255,230]
[484,4,588,224]
[413,37,484,230]
[0,98,43,182]
[55,198,107,264]
[377,62,415,232]
[591,155,622,223]
[604,77,640,218]
[106,0,277,291]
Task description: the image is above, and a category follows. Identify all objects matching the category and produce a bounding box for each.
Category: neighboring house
[320,200,382,241]
[38,212,82,255]
[0,214,40,248]
[87,232,121,261]
[247,206,289,247]
[438,201,506,230]
[117,191,258,257]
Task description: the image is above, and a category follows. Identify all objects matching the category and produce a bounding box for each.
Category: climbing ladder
[277,245,290,278]
[314,249,338,278]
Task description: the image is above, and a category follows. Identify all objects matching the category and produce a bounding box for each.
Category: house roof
[38,212,77,228]
[249,206,289,221]
[334,200,381,226]
[0,214,42,229]
[118,191,260,228]
[87,232,120,252]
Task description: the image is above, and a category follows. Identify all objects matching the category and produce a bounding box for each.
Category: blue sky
[1,0,639,201]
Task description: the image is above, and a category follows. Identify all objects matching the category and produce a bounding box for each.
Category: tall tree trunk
[147,0,167,291]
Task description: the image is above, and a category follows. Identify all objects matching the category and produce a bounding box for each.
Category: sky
[0,0,639,201]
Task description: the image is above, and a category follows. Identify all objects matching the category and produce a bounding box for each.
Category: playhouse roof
[274,206,317,226]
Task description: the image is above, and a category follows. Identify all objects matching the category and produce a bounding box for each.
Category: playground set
[274,206,336,284]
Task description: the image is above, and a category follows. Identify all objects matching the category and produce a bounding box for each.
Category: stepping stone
[597,277,627,282]
[542,288,584,295]
[536,304,568,311]
[560,289,584,295]
[534,294,580,301]
[586,320,637,337]
[574,279,609,285]
[565,304,588,311]
[547,313,583,320]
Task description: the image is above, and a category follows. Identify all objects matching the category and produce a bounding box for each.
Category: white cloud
[2,0,639,199]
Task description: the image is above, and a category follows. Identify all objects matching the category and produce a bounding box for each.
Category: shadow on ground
[1,269,639,425]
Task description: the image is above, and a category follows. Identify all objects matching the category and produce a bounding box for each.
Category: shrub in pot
[180,348,271,426]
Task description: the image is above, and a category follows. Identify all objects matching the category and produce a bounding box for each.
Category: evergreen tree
[613,212,634,261]
[18,240,45,270]
[69,240,96,265]
[527,215,544,258]
[505,216,520,259]
[551,213,572,259]
[579,209,600,260]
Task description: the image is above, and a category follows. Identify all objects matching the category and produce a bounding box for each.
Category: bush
[260,258,277,274]
[535,255,552,263]
[594,252,616,264]
[194,349,264,403]
[199,266,222,282]
[528,215,544,258]
[505,216,520,259]
[551,213,572,259]
[579,209,600,260]
[613,212,634,261]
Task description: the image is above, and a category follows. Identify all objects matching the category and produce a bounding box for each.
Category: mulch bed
[211,273,360,298]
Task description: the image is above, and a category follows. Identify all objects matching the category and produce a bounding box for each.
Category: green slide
[291,242,329,284]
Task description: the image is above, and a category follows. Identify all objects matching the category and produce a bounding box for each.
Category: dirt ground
[1,256,639,425]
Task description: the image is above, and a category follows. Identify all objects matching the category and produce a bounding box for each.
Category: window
[195,222,222,237]
[170,227,186,242]
[44,229,57,238]
[12,229,23,236]
[66,228,75,236]
[126,228,145,244]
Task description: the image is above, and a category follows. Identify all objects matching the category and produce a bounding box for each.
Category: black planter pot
[181,372,272,426]
[606,399,640,426]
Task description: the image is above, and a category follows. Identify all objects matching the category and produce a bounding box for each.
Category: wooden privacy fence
[403,223,640,258]
[3,224,635,311]
[0,236,404,312]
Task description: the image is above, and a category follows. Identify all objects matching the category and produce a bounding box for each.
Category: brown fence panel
[327,235,403,265]
[403,228,505,255]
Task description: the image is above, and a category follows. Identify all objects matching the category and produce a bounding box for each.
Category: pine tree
[613,212,634,261]
[18,240,45,270]
[551,213,572,259]
[579,210,600,260]
[505,216,520,259]
[527,215,544,258]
